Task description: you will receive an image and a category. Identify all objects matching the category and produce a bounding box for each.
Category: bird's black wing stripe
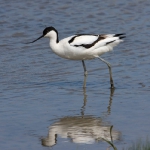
[68,34,97,44]
[74,44,91,48]
[68,35,78,43]
[106,40,116,45]
[114,33,125,37]
[70,35,105,49]
[114,33,126,39]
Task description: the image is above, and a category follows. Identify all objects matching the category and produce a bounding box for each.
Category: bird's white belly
[50,41,113,60]
[62,47,95,60]
[50,45,92,60]
[62,46,112,60]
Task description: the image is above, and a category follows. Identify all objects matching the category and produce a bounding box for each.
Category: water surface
[0,0,150,149]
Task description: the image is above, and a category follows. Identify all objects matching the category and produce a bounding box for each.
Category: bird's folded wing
[68,34,118,49]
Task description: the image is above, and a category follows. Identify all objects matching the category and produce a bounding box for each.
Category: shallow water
[0,0,150,149]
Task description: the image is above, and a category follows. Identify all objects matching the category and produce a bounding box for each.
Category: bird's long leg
[82,60,88,88]
[98,57,114,89]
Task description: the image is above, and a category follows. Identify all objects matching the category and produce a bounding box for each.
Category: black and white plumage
[27,26,125,88]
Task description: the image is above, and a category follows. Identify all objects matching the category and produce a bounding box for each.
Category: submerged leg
[82,60,88,88]
[98,57,114,88]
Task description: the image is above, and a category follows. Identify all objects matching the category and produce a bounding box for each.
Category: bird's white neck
[45,30,59,43]
[49,38,59,53]
[49,31,59,50]
[45,30,59,53]
[47,30,65,58]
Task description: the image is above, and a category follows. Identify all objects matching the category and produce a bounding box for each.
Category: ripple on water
[0,0,150,150]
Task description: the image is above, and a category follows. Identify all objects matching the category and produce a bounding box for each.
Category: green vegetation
[123,138,150,150]
[102,126,150,150]
[102,125,117,150]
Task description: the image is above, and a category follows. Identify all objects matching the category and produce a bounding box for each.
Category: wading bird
[26,26,125,88]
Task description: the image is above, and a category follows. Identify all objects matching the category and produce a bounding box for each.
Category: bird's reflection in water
[41,88,121,147]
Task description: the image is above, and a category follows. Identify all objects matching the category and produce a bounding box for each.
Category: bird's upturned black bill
[25,35,44,44]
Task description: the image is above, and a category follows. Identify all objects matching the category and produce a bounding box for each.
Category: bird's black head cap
[25,26,59,44]
[43,26,59,43]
